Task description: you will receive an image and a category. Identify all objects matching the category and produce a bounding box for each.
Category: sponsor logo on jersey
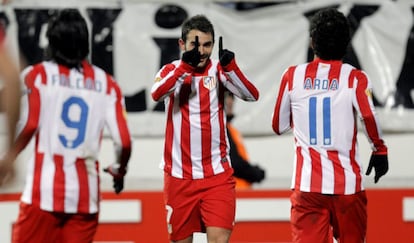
[202,76,216,90]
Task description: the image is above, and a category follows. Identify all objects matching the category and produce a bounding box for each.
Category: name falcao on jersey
[303,78,339,91]
[51,74,102,92]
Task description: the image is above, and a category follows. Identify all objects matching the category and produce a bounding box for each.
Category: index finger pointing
[219,36,223,51]
[194,35,199,49]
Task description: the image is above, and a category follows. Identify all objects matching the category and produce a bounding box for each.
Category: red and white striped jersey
[272,58,386,195]
[152,59,259,179]
[16,61,132,214]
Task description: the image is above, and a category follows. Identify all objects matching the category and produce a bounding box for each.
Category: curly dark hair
[310,8,350,60]
[46,9,89,68]
[181,14,215,42]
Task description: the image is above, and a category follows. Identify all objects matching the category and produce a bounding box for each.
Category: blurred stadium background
[0,0,413,242]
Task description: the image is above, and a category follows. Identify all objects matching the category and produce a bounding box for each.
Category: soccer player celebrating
[152,14,259,243]
[9,9,132,243]
[272,8,389,243]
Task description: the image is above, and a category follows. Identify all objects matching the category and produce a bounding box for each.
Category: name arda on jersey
[304,78,338,91]
[51,74,102,92]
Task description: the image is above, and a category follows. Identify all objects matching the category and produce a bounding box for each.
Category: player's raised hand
[182,35,201,67]
[218,36,234,67]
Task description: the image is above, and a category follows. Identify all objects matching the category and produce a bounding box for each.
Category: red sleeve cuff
[221,58,237,71]
[374,144,388,155]
[178,61,195,72]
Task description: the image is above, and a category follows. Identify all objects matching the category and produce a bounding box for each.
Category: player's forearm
[362,115,387,152]
[223,72,259,102]
[117,146,131,173]
[152,65,191,101]
[272,96,291,134]
[0,51,21,147]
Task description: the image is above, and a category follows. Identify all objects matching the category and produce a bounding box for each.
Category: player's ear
[178,38,186,51]
[309,37,314,49]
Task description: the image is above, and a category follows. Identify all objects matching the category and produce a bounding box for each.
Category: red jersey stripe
[295,146,304,191]
[82,61,95,89]
[95,161,100,211]
[309,147,322,192]
[164,94,174,175]
[180,76,192,179]
[328,150,345,194]
[58,64,70,79]
[76,158,89,213]
[350,125,362,191]
[328,61,341,85]
[305,59,318,83]
[53,155,65,212]
[32,149,43,207]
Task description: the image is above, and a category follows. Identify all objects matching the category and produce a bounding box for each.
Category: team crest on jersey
[202,76,216,90]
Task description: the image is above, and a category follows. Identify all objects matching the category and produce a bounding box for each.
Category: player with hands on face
[181,35,201,68]
[152,14,259,243]
[179,24,236,72]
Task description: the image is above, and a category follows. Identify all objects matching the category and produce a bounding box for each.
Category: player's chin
[197,59,208,68]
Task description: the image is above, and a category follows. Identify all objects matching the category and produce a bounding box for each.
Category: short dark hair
[46,9,89,68]
[310,8,350,60]
[181,14,215,42]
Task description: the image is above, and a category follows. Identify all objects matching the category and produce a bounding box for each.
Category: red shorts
[12,202,99,243]
[164,169,236,241]
[290,191,367,243]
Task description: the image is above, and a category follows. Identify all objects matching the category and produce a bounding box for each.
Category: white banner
[2,0,414,136]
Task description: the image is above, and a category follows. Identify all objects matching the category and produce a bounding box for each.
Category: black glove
[103,163,126,194]
[251,165,266,183]
[181,35,201,67]
[365,152,389,183]
[218,36,234,67]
